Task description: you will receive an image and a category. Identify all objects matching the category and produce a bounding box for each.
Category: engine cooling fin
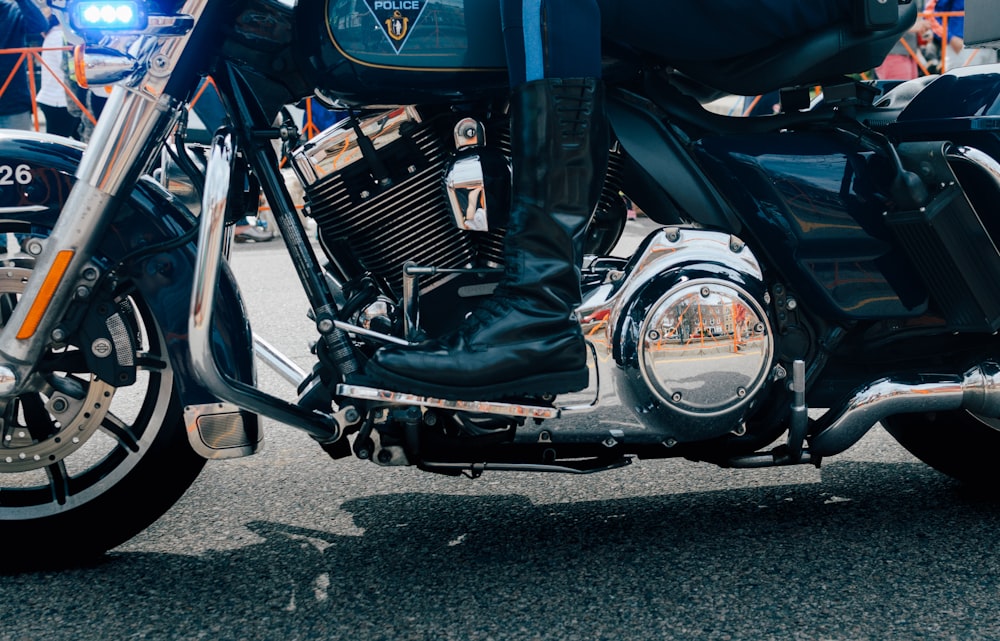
[293,107,627,301]
[304,115,478,297]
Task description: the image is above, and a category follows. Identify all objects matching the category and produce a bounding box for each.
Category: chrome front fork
[0,87,180,396]
[0,0,210,397]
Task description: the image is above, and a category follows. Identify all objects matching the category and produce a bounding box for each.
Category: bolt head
[0,366,16,395]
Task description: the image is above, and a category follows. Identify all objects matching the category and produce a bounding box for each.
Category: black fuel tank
[294,0,510,104]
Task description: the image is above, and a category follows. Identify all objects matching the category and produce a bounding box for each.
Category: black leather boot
[365,77,608,399]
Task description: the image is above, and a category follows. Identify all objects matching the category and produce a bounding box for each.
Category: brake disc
[0,260,116,473]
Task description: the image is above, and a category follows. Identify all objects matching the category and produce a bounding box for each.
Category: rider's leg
[364,0,607,399]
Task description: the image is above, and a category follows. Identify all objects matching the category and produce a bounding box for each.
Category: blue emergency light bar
[70,1,147,31]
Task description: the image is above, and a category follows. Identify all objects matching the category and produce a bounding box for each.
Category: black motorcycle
[1,0,999,568]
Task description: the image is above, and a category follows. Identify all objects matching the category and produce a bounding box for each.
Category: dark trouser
[500,0,601,86]
[40,104,81,140]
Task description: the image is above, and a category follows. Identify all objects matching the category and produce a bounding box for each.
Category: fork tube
[0,0,218,396]
[0,87,179,386]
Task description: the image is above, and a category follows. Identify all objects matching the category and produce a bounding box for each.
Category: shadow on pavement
[3,460,999,641]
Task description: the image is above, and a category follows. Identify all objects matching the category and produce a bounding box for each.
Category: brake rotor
[0,260,116,473]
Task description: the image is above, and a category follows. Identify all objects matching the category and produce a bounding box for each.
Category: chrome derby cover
[638,278,771,418]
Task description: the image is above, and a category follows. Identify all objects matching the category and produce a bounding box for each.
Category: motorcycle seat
[661,3,918,96]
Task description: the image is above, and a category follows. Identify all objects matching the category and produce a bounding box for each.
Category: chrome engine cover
[637,278,772,418]
[582,227,774,443]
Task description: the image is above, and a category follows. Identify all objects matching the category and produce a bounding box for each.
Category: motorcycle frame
[8,0,1000,464]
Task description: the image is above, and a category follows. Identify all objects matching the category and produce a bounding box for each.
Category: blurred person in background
[927,0,998,69]
[875,16,930,79]
[0,0,48,129]
[36,14,79,139]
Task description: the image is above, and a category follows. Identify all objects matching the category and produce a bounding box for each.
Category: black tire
[0,234,204,571]
[882,410,1000,488]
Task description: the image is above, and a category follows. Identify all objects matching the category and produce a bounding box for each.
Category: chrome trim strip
[336,383,562,419]
[0,206,47,214]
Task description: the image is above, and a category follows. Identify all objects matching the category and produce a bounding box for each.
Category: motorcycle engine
[290,106,625,337]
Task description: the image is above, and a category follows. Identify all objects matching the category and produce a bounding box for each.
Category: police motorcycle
[3,0,1000,567]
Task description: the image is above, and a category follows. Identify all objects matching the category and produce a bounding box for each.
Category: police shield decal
[363,0,428,52]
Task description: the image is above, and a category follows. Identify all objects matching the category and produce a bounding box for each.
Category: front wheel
[882,410,1000,488]
[0,232,204,570]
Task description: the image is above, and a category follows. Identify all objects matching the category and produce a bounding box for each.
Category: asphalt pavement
[3,218,999,641]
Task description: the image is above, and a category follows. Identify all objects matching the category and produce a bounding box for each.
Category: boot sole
[356,361,589,401]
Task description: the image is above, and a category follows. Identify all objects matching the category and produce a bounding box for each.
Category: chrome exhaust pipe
[809,362,1000,456]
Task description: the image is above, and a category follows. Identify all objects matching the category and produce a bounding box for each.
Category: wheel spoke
[0,292,17,324]
[19,393,57,442]
[45,460,70,506]
[101,412,140,452]
[136,352,167,373]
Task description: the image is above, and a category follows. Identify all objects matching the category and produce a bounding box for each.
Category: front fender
[0,131,256,415]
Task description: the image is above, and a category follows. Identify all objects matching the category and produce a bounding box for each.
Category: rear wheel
[0,231,204,570]
[882,410,1000,488]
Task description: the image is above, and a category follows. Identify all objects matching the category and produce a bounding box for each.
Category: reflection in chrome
[445,154,490,231]
[579,227,763,326]
[291,107,422,186]
[638,278,771,417]
[444,117,499,232]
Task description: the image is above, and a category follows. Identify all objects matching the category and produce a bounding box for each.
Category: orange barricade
[0,45,95,132]
[919,9,982,73]
[0,46,326,138]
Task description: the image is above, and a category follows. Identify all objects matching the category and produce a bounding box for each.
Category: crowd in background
[1,0,998,136]
[876,0,997,81]
[1,0,107,138]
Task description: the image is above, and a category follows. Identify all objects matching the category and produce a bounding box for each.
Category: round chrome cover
[639,278,772,417]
